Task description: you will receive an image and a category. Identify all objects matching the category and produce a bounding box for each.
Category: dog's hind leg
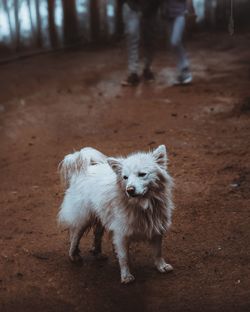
[69,225,88,262]
[90,221,107,260]
[151,235,173,273]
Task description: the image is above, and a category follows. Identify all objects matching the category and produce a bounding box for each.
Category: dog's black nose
[127,186,136,197]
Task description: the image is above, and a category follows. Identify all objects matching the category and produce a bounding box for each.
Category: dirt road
[0,33,250,312]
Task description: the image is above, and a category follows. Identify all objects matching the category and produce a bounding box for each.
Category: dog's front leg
[113,234,134,284]
[151,235,173,273]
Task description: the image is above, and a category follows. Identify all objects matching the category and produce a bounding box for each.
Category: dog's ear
[107,157,122,175]
[152,145,167,169]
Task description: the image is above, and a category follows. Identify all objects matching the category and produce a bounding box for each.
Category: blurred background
[0,0,250,60]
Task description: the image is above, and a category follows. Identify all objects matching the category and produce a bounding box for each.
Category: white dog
[58,145,174,284]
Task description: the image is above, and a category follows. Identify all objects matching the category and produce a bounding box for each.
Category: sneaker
[175,68,193,85]
[121,73,140,86]
[143,68,155,82]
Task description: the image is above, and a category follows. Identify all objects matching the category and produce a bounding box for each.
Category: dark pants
[123,3,157,74]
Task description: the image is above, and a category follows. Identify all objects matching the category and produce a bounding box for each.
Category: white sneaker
[174,69,193,85]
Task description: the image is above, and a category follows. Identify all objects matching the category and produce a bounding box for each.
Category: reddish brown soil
[0,33,250,312]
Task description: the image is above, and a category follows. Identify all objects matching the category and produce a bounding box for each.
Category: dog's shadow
[60,251,154,312]
[51,235,175,312]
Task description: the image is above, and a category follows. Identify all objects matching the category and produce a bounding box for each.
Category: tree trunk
[62,0,79,45]
[3,0,15,47]
[27,0,36,44]
[47,0,58,47]
[14,0,20,50]
[205,0,217,29]
[35,0,43,47]
[100,0,108,41]
[115,0,123,38]
[89,0,100,42]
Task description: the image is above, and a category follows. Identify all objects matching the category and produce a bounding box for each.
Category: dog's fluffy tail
[59,147,107,188]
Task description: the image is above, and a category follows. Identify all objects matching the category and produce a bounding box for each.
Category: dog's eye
[138,172,147,178]
[123,175,128,180]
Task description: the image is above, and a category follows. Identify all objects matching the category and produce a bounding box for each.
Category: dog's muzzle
[126,186,138,197]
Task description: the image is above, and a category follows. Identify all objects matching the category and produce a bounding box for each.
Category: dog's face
[107,145,167,198]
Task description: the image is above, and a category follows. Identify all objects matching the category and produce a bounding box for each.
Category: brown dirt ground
[0,33,250,312]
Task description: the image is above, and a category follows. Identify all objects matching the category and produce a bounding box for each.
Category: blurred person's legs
[122,3,158,86]
[168,15,192,85]
[122,3,141,86]
[141,14,157,82]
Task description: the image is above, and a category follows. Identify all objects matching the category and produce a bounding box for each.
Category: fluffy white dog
[58,145,174,284]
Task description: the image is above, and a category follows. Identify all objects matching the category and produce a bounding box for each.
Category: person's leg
[169,15,189,72]
[122,3,141,85]
[169,15,192,84]
[142,13,157,81]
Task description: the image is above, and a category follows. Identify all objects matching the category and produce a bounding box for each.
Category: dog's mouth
[126,189,147,198]
[127,192,141,198]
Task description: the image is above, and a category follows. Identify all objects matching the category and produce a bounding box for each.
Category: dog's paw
[89,249,108,261]
[155,259,173,273]
[121,273,135,284]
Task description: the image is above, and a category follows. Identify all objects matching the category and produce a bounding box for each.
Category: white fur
[58,145,174,283]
